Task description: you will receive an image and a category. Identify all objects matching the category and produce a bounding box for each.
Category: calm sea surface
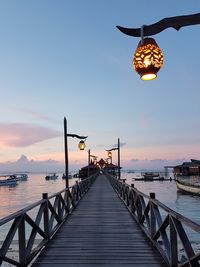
[0,171,200,224]
[0,173,77,219]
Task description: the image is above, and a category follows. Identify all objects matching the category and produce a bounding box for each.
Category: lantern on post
[78,140,86,150]
[64,117,88,188]
[108,151,112,158]
[133,26,164,80]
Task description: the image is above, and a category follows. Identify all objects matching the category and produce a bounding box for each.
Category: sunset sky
[0,1,199,172]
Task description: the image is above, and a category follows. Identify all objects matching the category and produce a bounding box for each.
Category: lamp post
[88,149,97,177]
[106,138,121,179]
[64,117,88,188]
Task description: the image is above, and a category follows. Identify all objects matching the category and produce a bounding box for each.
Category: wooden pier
[1,172,200,266]
[32,174,167,266]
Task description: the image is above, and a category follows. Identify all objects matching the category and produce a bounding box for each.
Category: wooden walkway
[31,174,168,266]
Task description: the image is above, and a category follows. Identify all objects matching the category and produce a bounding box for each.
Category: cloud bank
[0,123,61,147]
[0,155,64,173]
[124,158,188,171]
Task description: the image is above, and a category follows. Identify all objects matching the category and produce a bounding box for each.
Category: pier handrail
[0,173,97,267]
[106,173,200,267]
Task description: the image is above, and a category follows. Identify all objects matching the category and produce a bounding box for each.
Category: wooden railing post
[126,186,130,206]
[43,193,49,238]
[123,183,126,200]
[169,216,178,267]
[150,193,156,238]
[58,194,62,221]
[129,184,135,213]
[76,181,80,201]
[18,215,26,266]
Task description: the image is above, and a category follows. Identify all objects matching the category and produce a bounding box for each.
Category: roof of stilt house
[79,161,99,170]
[79,158,121,172]
[174,159,200,168]
[98,158,106,168]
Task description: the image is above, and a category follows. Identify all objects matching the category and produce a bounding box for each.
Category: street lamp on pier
[107,151,112,164]
[106,138,121,179]
[88,149,97,177]
[64,117,88,188]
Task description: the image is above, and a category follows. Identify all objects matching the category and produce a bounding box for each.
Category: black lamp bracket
[106,148,118,152]
[67,134,88,140]
[117,13,200,38]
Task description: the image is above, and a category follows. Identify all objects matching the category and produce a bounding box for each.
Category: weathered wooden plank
[31,174,167,266]
[32,264,165,267]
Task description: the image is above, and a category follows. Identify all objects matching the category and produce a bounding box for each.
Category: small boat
[0,175,18,186]
[62,174,73,179]
[127,170,135,173]
[138,172,161,181]
[133,173,173,181]
[176,179,200,195]
[13,173,28,181]
[45,173,58,180]
[133,176,165,181]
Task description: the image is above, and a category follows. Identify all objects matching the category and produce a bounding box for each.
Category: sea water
[1,171,200,224]
[0,173,78,218]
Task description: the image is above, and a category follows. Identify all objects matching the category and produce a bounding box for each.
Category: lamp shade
[108,151,112,158]
[78,140,86,150]
[133,38,163,80]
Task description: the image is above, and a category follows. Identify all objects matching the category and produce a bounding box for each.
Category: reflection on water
[0,173,78,219]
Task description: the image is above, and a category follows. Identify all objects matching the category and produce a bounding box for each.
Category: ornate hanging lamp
[78,140,86,150]
[108,151,112,158]
[133,26,164,80]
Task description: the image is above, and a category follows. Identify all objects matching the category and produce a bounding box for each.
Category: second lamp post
[106,138,121,179]
[88,149,97,177]
[64,117,88,188]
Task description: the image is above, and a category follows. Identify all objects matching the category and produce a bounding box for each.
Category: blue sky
[0,1,199,172]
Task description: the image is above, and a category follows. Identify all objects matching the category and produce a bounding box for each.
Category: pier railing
[107,173,200,267]
[0,174,97,267]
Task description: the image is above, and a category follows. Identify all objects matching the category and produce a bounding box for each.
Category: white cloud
[0,154,64,173]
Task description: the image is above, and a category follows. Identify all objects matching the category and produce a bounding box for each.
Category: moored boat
[13,173,28,181]
[0,175,18,186]
[141,172,160,180]
[176,179,200,195]
[62,174,72,179]
[133,176,165,181]
[45,173,58,180]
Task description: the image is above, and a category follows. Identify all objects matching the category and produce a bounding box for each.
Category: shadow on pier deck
[32,174,167,266]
